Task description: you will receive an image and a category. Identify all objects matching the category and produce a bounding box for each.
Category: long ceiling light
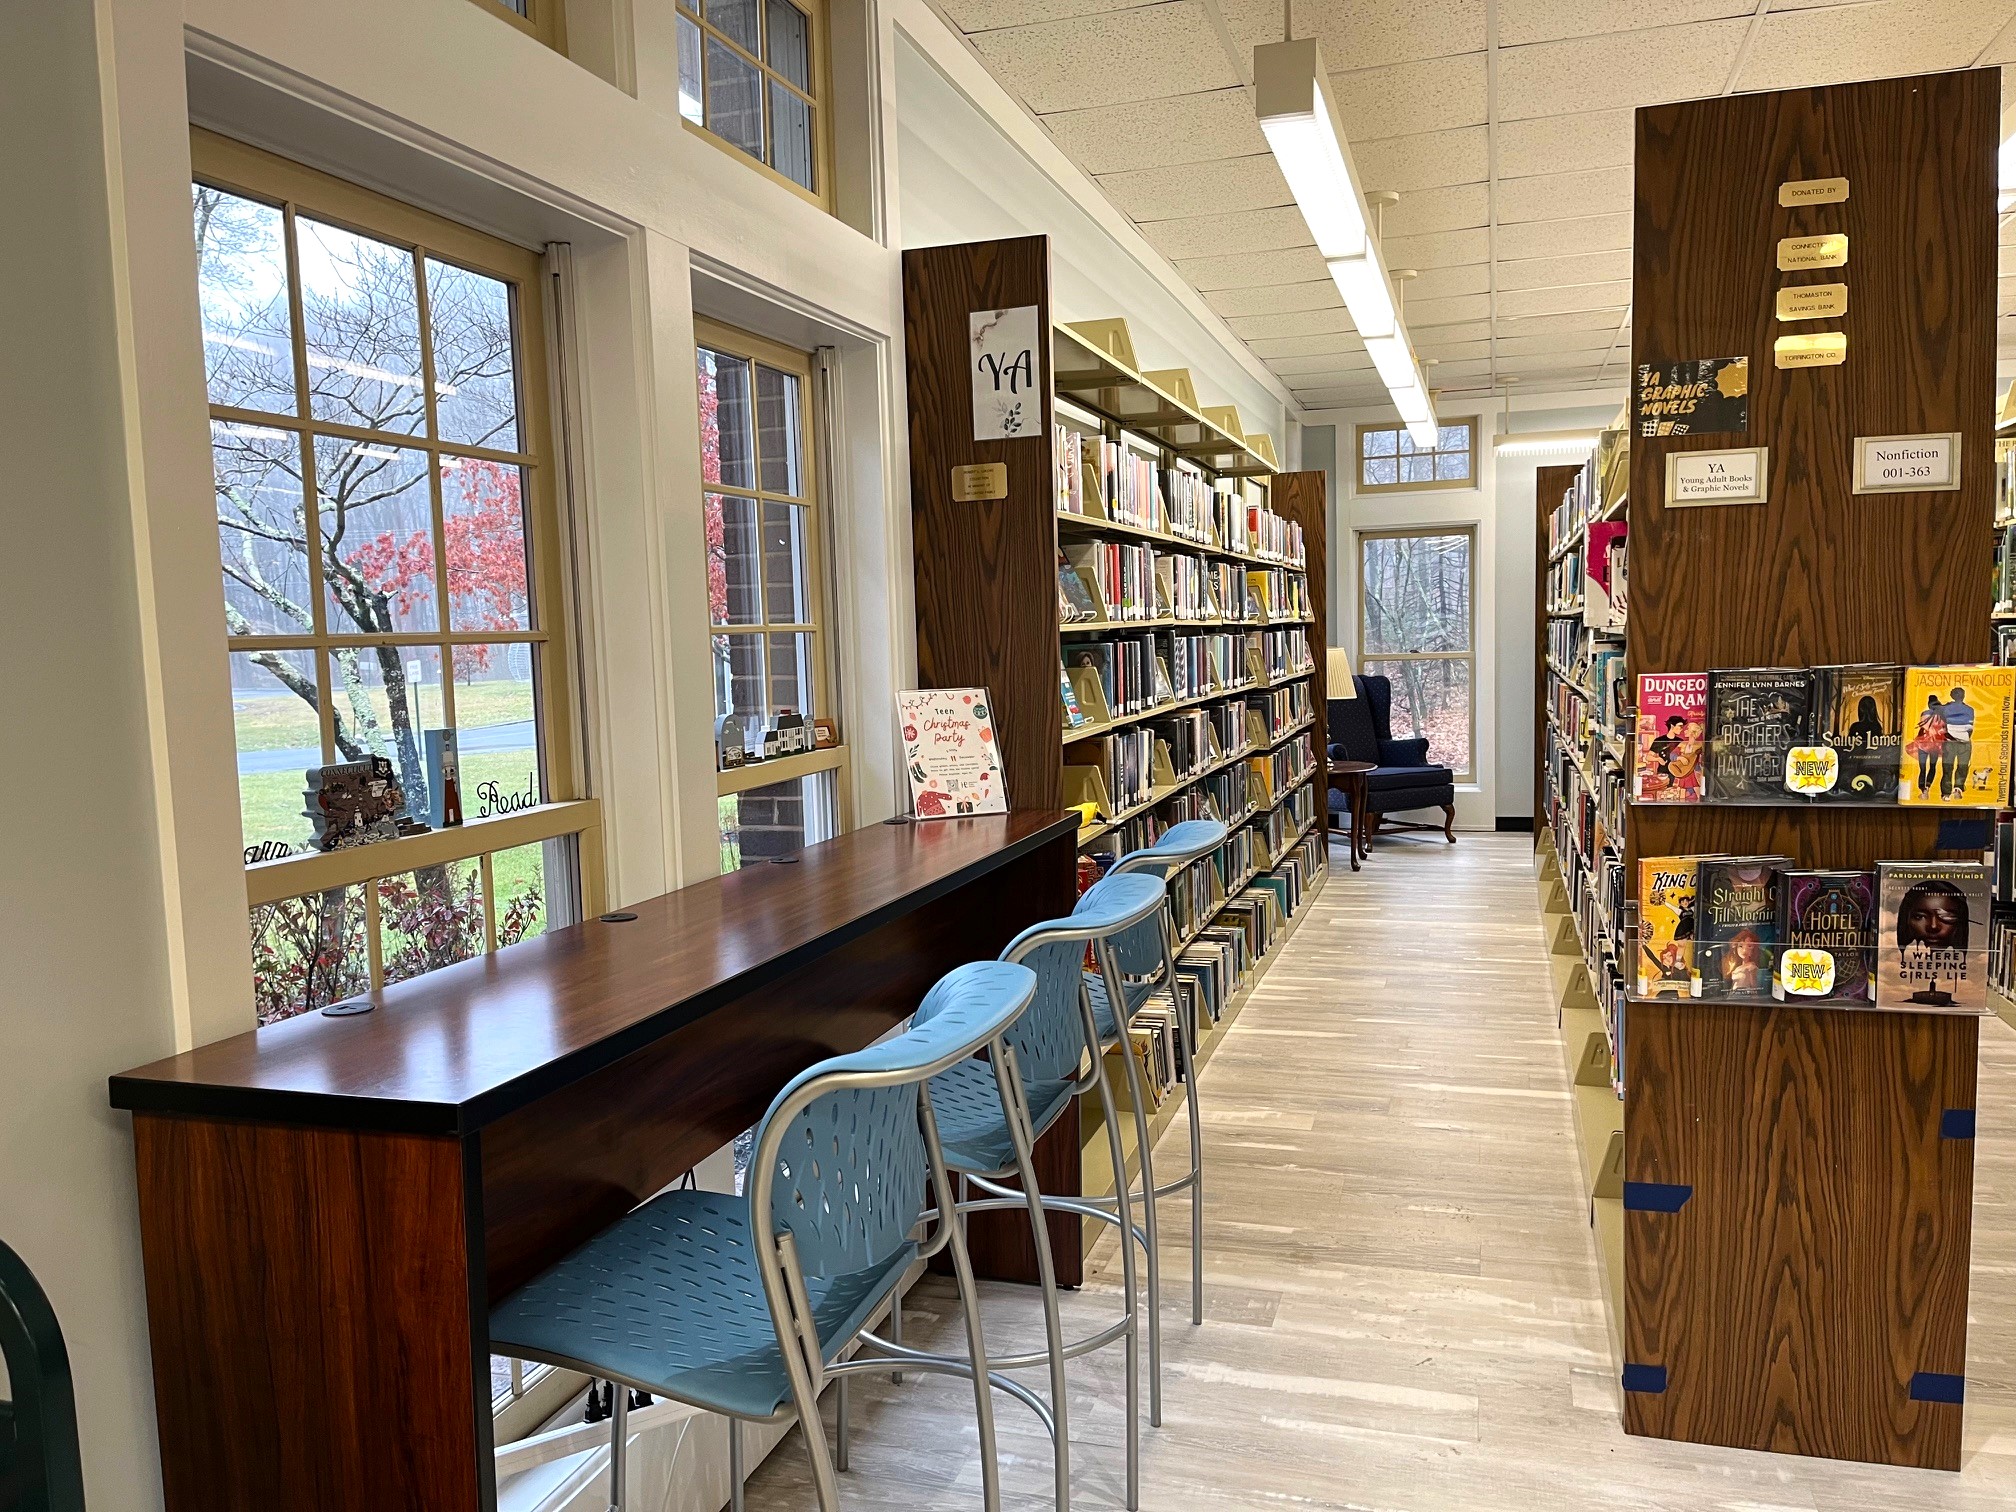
[1255,37,1436,447]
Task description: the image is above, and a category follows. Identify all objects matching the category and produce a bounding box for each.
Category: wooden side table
[1327,760,1375,871]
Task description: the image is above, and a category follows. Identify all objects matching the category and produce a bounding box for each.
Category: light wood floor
[743,833,2016,1510]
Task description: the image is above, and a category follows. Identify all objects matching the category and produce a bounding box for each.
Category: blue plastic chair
[1097,819,1230,1417]
[896,871,1167,1512]
[489,960,1038,1512]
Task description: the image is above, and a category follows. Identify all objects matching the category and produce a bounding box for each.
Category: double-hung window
[676,0,828,203]
[193,130,598,1022]
[1358,527,1476,782]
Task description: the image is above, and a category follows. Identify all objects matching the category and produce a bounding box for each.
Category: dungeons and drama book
[1694,856,1785,1000]
[1636,855,1701,998]
[1772,869,1876,1002]
[1875,861,1991,1012]
[1811,664,1903,802]
[1707,668,1812,800]
[1899,665,2016,806]
[1633,672,1707,803]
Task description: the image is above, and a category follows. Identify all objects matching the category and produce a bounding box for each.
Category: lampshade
[1327,647,1357,698]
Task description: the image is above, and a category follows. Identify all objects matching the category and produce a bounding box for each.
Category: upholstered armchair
[1326,674,1457,844]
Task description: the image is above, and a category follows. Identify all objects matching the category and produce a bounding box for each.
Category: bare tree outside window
[1359,529,1475,779]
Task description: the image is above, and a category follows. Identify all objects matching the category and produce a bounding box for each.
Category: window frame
[675,0,835,212]
[1355,524,1477,784]
[194,128,603,967]
[1354,417,1478,495]
[464,0,567,51]
[694,318,851,842]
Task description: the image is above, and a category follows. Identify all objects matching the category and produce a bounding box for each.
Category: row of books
[1633,664,2016,806]
[1069,727,1155,814]
[1058,544,1309,627]
[1546,468,1594,561]
[1253,681,1313,739]
[1636,854,1991,1012]
[1247,567,1311,622]
[1257,627,1313,681]
[1545,552,1583,614]
[1067,635,1164,718]
[1051,422,1306,568]
[1252,735,1316,807]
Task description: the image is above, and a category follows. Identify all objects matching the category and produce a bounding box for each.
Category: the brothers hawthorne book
[897,688,1007,819]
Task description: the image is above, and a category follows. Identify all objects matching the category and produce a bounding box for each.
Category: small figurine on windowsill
[773,708,810,756]
[716,714,747,771]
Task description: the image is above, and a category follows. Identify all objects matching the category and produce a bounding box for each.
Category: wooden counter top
[110,810,1076,1135]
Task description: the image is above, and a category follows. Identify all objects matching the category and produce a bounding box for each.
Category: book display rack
[1537,72,1998,1471]
[904,236,1330,1279]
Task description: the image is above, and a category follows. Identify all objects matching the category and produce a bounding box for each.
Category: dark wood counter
[111,810,1078,1512]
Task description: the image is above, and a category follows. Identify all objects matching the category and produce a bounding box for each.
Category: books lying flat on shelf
[1708,669,1812,801]
[1633,673,1707,802]
[1774,869,1876,1002]
[1875,861,1992,1012]
[1636,856,1701,998]
[1899,665,2016,806]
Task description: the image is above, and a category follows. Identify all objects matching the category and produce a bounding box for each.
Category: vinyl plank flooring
[739,834,2016,1510]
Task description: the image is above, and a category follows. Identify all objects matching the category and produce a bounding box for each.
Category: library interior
[13,3,2016,1511]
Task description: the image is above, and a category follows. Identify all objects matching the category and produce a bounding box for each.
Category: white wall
[1307,392,1625,828]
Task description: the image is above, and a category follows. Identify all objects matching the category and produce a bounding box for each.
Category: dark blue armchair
[1327,674,1457,845]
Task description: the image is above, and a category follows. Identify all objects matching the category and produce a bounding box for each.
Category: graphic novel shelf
[904,236,1330,1280]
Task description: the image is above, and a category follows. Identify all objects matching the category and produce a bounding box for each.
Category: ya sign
[969,306,1039,441]
[1664,446,1770,508]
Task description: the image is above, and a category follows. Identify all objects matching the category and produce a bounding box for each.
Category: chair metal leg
[607,1386,628,1512]
[1000,1057,1073,1512]
[941,1166,1003,1512]
[1116,1031,1164,1428]
[1091,1039,1141,1511]
[836,1375,850,1471]
[729,1418,745,1512]
[888,1277,905,1384]
[1165,930,1204,1328]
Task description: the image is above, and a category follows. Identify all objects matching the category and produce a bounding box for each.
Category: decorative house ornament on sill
[716,714,748,770]
[304,756,428,851]
[425,728,464,829]
[772,709,811,757]
[969,306,1040,442]
[898,688,1007,819]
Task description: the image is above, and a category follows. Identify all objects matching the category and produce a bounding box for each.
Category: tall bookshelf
[904,236,1330,1282]
[1540,72,1997,1472]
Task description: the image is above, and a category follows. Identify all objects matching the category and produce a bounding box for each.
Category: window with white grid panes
[675,0,828,204]
[1355,418,1477,493]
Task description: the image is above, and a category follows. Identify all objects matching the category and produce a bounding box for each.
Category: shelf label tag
[1664,446,1769,507]
[950,462,1009,501]
[1777,233,1848,271]
[1775,282,1847,321]
[1852,432,1961,494]
[1774,331,1848,369]
[1779,176,1849,206]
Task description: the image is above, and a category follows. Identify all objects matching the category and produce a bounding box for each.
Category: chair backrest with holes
[1075,869,1168,979]
[751,960,1036,1279]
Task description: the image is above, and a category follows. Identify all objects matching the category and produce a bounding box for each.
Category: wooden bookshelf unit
[904,236,1331,1281]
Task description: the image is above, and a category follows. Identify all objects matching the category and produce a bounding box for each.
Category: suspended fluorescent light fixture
[1256,36,1436,447]
[1494,429,1601,456]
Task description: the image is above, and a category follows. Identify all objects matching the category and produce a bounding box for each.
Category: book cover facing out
[1875,861,1991,1012]
[1812,665,1903,802]
[1584,521,1627,631]
[1636,855,1700,998]
[1707,668,1812,801]
[1899,665,2016,806]
[1774,869,1876,1002]
[1633,672,1707,803]
[897,688,1007,819]
[1694,856,1784,1000]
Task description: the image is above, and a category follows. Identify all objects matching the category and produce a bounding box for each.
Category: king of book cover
[1875,860,1990,1012]
[1636,856,1700,998]
[1633,672,1707,803]
[1773,869,1876,1001]
[1707,668,1812,801]
[1899,665,2016,806]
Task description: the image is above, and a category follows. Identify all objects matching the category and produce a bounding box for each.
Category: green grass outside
[230,677,535,751]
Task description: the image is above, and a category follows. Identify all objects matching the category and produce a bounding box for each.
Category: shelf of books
[905,235,1333,1280]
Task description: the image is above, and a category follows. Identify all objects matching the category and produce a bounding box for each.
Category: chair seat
[928,1057,1078,1176]
[1366,763,1453,794]
[1084,972,1158,1044]
[489,1188,914,1421]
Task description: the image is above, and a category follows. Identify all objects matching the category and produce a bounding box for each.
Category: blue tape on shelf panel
[1910,1372,1965,1405]
[1622,1363,1668,1395]
[1935,816,1992,850]
[1623,1181,1693,1213]
[1941,1108,1977,1140]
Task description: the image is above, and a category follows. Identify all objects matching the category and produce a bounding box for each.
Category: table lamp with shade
[1327,647,1357,699]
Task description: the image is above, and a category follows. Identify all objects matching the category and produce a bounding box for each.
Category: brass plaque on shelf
[1774,331,1848,369]
[1778,176,1849,207]
[1776,283,1848,321]
[1776,233,1849,271]
[950,463,1009,502]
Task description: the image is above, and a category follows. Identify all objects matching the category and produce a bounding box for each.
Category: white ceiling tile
[1414,338,1493,363]
[1492,329,1622,357]
[1497,167,1632,224]
[1493,213,1632,261]
[1405,263,1493,300]
[1495,308,1631,337]
[940,0,1153,33]
[1042,89,1266,175]
[2002,214,2016,248]
[1420,357,1495,385]
[1352,127,1492,193]
[1497,280,1632,318]
[1495,351,1614,379]
[1737,2,2016,93]
[1407,318,1493,346]
[2001,243,2016,280]
[1383,181,1491,237]
[1267,351,1369,376]
[1204,280,1343,318]
[1248,331,1371,359]
[1099,154,1291,221]
[1225,306,1357,341]
[1136,206,1311,261]
[970,4,1240,115]
[1171,244,1329,290]
[1219,0,1487,75]
[1331,52,1490,141]
[1990,28,2016,65]
[1382,227,1493,269]
[1495,109,1636,179]
[1497,19,1752,120]
[2001,276,2016,316]
[1495,249,1633,292]
[1403,291,1493,326]
[1499,1,1756,49]
[1292,384,1389,410]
